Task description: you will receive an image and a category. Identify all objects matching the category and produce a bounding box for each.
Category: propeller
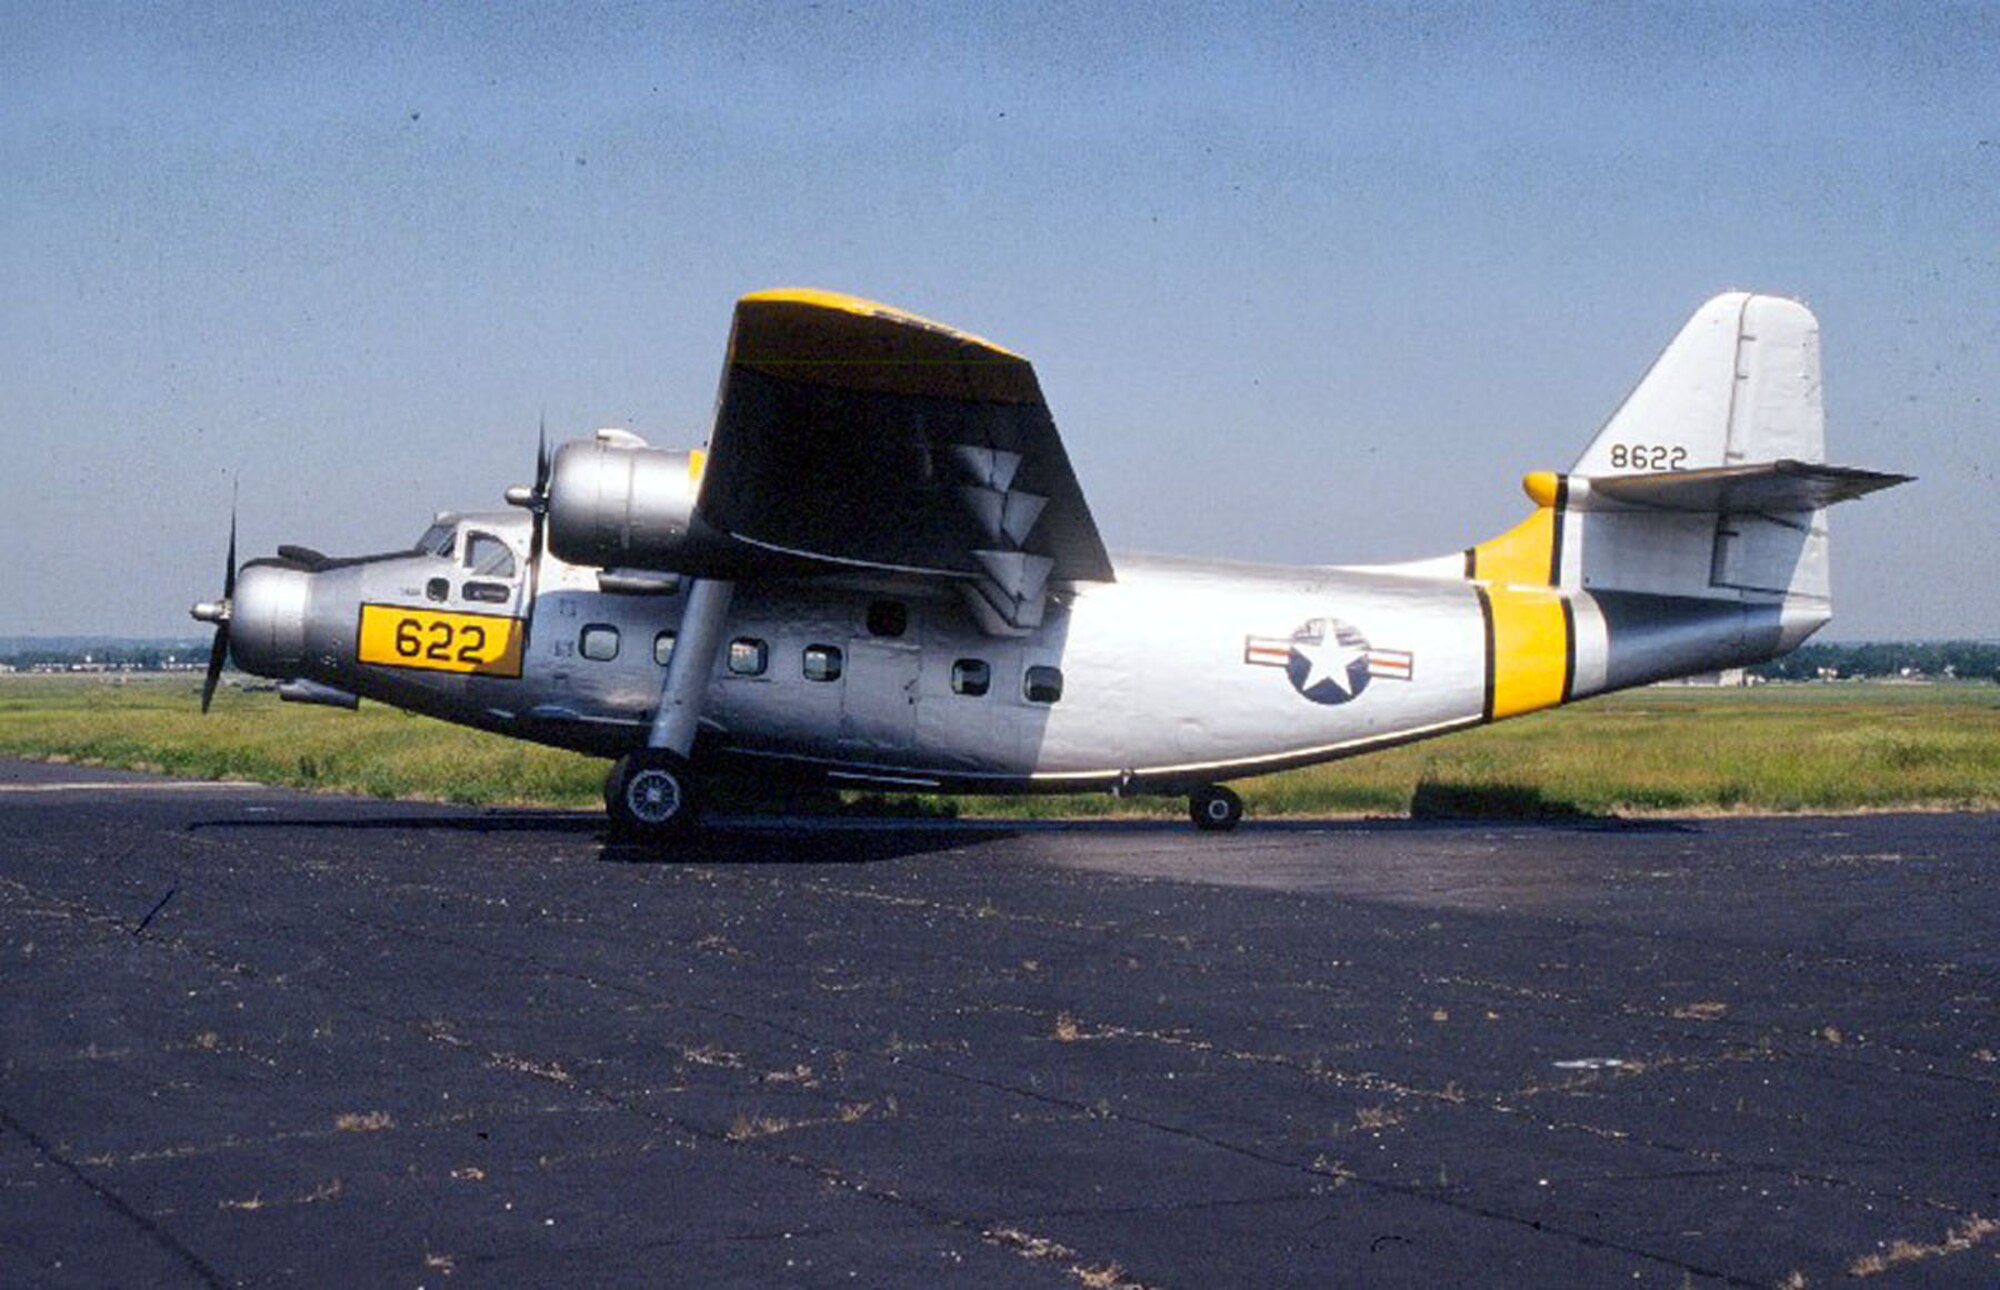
[530,415,551,564]
[503,417,554,614]
[190,502,238,714]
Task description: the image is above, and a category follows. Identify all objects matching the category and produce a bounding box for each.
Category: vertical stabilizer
[1572,293,1824,475]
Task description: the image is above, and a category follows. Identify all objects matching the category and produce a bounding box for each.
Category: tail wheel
[609,749,698,840]
[1189,785,1244,832]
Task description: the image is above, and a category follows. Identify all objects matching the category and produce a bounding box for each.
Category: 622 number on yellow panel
[357,606,525,679]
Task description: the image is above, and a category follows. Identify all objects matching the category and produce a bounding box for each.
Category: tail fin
[1572,292,1824,475]
[1464,292,1908,610]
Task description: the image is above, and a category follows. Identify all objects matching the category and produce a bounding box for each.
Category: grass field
[2,675,1997,819]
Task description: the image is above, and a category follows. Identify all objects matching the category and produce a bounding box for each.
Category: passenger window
[866,600,908,638]
[464,533,516,579]
[425,577,450,603]
[951,658,991,697]
[1024,665,1063,704]
[802,645,843,682]
[462,581,509,604]
[728,638,768,676]
[580,625,620,662]
[653,631,677,667]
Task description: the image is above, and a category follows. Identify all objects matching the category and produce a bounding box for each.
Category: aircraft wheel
[609,749,698,840]
[1189,785,1244,832]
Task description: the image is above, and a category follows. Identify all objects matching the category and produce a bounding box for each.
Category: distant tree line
[1752,640,2000,682]
[0,641,205,671]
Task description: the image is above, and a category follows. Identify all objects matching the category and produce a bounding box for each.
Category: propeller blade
[200,621,229,714]
[200,497,237,714]
[222,503,238,600]
[535,415,552,496]
[528,418,551,565]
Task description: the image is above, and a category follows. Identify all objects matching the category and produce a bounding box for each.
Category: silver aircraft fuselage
[226,508,1810,796]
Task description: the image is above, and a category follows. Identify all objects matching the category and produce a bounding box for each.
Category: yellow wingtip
[736,288,1022,360]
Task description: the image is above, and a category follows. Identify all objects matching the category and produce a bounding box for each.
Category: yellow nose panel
[358,605,525,679]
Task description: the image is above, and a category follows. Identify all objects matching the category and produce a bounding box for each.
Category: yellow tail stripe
[1480,587,1571,720]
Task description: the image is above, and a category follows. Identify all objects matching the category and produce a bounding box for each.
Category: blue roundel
[1285,618,1372,704]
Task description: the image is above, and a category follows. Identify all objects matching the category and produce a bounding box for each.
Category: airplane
[191,288,1908,839]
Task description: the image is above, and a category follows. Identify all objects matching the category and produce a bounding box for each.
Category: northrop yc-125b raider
[192,290,1907,838]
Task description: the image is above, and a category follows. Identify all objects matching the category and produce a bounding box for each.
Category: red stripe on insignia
[1367,650,1414,680]
[1244,638,1293,667]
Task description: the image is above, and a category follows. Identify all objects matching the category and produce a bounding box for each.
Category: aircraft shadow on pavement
[187,807,1694,868]
[185,811,1026,867]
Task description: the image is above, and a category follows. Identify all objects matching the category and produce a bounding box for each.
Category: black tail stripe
[1548,473,1569,586]
[1476,586,1497,722]
[1560,597,1577,704]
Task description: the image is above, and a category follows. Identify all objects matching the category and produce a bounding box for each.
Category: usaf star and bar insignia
[1244,617,1413,704]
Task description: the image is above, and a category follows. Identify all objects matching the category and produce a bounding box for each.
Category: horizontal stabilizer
[1583,460,1912,514]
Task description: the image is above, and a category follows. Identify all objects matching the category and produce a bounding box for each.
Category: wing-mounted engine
[545,428,712,571]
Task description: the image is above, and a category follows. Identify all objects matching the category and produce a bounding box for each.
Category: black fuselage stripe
[1560,596,1577,704]
[1476,586,1497,722]
[1548,473,1569,586]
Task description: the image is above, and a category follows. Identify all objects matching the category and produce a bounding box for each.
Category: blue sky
[4,3,1994,638]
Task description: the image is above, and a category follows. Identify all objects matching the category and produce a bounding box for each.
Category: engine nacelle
[546,432,706,570]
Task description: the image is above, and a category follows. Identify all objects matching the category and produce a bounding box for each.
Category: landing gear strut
[1188,784,1244,832]
[608,578,735,844]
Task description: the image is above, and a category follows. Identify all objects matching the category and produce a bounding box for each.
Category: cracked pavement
[1,759,1995,1286]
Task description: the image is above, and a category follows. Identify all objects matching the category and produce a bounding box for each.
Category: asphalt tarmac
[0,758,1994,1288]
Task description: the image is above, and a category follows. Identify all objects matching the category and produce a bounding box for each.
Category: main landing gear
[607,577,735,844]
[1189,784,1244,832]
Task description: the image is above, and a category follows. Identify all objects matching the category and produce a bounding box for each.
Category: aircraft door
[840,639,920,754]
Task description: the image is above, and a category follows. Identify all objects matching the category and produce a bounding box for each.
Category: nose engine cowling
[227,560,312,678]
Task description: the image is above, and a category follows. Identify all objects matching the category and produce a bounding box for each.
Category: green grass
[3,675,1997,818]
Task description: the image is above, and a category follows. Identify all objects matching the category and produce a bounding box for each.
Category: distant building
[1656,668,1753,687]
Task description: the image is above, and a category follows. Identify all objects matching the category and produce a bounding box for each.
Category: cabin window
[866,599,908,638]
[951,658,991,697]
[1024,665,1064,704]
[580,624,620,662]
[462,581,510,604]
[802,644,843,682]
[728,638,768,676]
[464,533,516,580]
[653,631,677,667]
[425,577,450,603]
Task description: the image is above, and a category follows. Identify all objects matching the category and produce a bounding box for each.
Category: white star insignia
[1292,635,1367,698]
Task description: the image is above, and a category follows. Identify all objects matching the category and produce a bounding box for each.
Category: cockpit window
[464,533,516,579]
[415,523,454,558]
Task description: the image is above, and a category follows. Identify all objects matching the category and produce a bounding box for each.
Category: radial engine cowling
[546,434,706,570]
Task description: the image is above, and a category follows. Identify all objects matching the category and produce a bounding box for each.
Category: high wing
[694,289,1114,630]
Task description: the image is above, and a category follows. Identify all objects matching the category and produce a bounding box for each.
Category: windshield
[414,523,454,558]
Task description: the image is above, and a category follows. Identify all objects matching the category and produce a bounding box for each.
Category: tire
[1189,785,1244,832]
[608,748,698,841]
